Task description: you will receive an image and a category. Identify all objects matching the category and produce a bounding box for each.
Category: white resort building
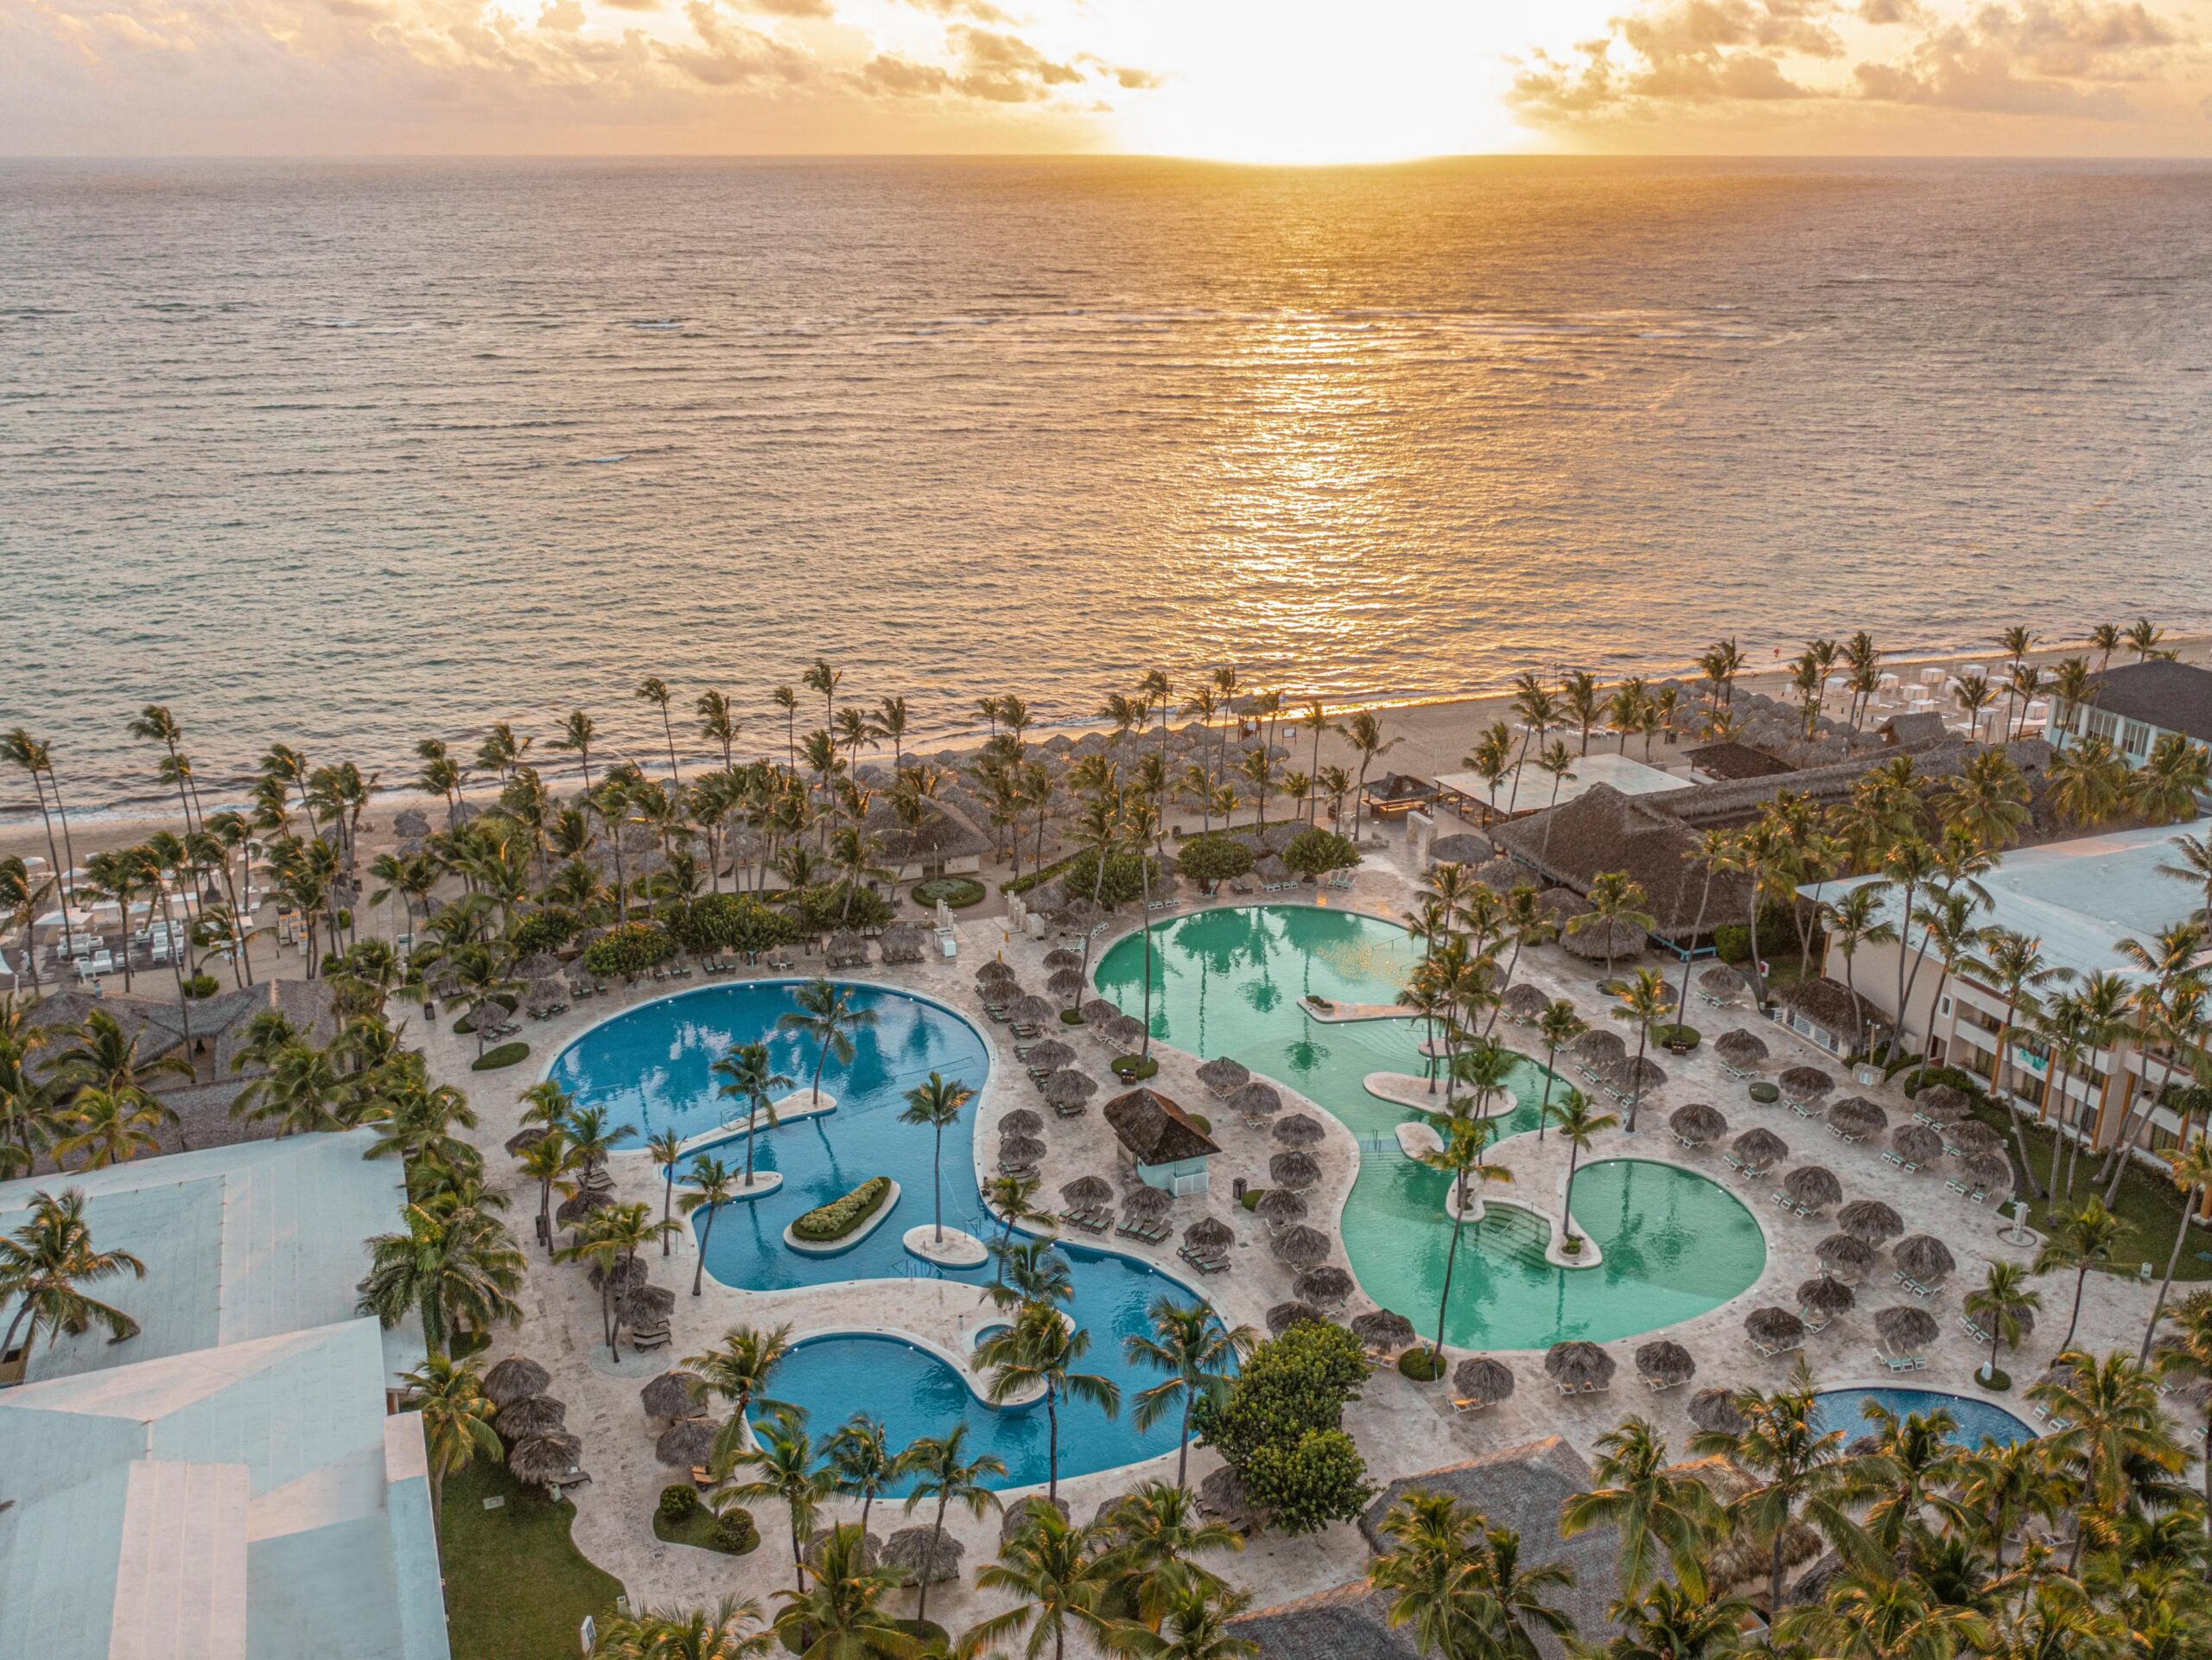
[0,1130,449,1660]
[2050,658,2212,785]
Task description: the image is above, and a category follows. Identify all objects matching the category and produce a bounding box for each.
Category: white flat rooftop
[1438,750,1695,817]
[1804,822,2211,983]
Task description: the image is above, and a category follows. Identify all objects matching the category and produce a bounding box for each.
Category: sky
[3,0,2210,157]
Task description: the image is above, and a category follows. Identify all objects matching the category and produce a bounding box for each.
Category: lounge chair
[1874,1346,1923,1373]
[1644,1374,1682,1392]
[1959,1313,1992,1342]
[1452,1396,1490,1414]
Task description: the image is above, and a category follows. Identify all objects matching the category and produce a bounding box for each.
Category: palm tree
[552,709,598,793]
[1569,871,1655,984]
[2133,734,2212,826]
[1124,1581,1257,1660]
[1781,1577,1990,1660]
[685,1323,795,1466]
[556,1200,673,1358]
[1532,1000,1586,1148]
[1610,966,1672,1133]
[1968,927,2072,1199]
[777,977,877,1103]
[727,1404,833,1596]
[600,1597,770,1660]
[1964,1260,2042,1385]
[1821,887,1897,1058]
[1340,710,1399,842]
[400,1351,502,1522]
[899,1072,973,1247]
[2151,1288,2212,1525]
[676,1155,738,1295]
[356,1201,524,1356]
[2046,735,2131,829]
[710,1040,792,1189]
[1505,673,1560,812]
[1952,672,1998,743]
[3,728,80,964]
[1597,1580,1752,1660]
[1122,1297,1253,1489]
[1688,1364,1874,1613]
[636,676,682,783]
[1418,1116,1512,1365]
[517,1128,575,1257]
[52,1088,169,1169]
[1094,1481,1243,1631]
[901,1424,1005,1628]
[2033,1198,2127,1354]
[0,1188,144,1380]
[2125,616,2165,659]
[982,1173,1058,1279]
[1546,1088,1617,1249]
[2027,1349,2180,1570]
[1560,1416,1724,1595]
[967,1504,1110,1660]
[976,1300,1121,1502]
[770,1522,918,1658]
[1370,1489,1573,1660]
[823,1413,903,1540]
[2141,1137,2212,1362]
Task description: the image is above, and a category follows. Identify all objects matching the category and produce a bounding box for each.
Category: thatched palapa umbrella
[484,1356,550,1409]
[1828,1097,1888,1139]
[1573,1030,1628,1065]
[1046,967,1085,1002]
[1001,1107,1045,1136]
[588,1256,650,1297]
[1892,1124,1945,1167]
[1295,1266,1353,1305]
[1893,1235,1956,1284]
[1041,946,1083,970]
[1544,1341,1617,1391]
[1274,1224,1331,1267]
[641,1371,703,1420]
[524,978,567,1019]
[1670,1103,1728,1146]
[1269,1151,1320,1191]
[1836,1199,1904,1243]
[1732,1128,1789,1173]
[1966,1153,2014,1196]
[1011,994,1056,1027]
[1700,965,1747,1003]
[655,1417,722,1467]
[1562,916,1648,962]
[1024,1039,1076,1074]
[807,1526,884,1571]
[1635,1340,1696,1388]
[498,1394,568,1441]
[1876,1305,1939,1352]
[1454,1356,1516,1406]
[504,1126,550,1157]
[1501,983,1550,1022]
[1043,1071,1098,1107]
[1229,1081,1283,1119]
[1745,1307,1806,1352]
[1947,1120,2003,1158]
[977,960,1018,987]
[1798,1276,1855,1319]
[1913,1084,1970,1125]
[884,1526,963,1587]
[1197,1057,1250,1096]
[1267,1301,1325,1337]
[1688,1387,1747,1434]
[510,1431,585,1492]
[621,1284,676,1328]
[1783,1166,1842,1212]
[1815,1232,1877,1280]
[1274,1113,1326,1148]
[1351,1310,1416,1352]
[1778,1065,1834,1103]
[1255,1187,1307,1226]
[1104,1014,1147,1049]
[1001,1135,1047,1167]
[1120,1184,1173,1221]
[1612,1055,1668,1096]
[1000,1496,1071,1545]
[1061,1175,1113,1208]
[1080,997,1120,1027]
[1198,1466,1262,1530]
[1185,1217,1235,1253]
[554,1190,612,1229]
[1714,1028,1769,1069]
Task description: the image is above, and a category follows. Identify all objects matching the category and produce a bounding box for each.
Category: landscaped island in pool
[1094,904,1767,1350]
[544,980,1198,1488]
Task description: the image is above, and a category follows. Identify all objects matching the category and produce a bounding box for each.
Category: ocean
[3,156,2209,817]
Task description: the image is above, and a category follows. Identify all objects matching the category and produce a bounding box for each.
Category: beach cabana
[1361,773,1440,819]
[1103,1086,1220,1195]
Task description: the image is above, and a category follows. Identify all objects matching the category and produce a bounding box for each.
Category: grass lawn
[440,1460,625,1660]
[1972,1100,2210,1281]
[653,1504,758,1555]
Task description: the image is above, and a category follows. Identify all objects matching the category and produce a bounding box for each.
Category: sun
[1089,0,1597,163]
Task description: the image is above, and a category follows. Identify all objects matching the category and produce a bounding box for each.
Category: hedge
[791,1176,893,1243]
[1055,847,1167,910]
[673,893,798,957]
[509,907,582,957]
[1903,1065,1986,1101]
[473,1041,531,1072]
[912,876,986,909]
[582,921,675,979]
[785,881,895,935]
[658,1485,702,1523]
[1713,902,1802,967]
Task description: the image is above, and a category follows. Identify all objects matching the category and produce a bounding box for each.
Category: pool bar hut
[1104,1086,1222,1196]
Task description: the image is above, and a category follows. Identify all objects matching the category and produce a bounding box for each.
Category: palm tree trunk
[1627,1027,1649,1133]
[1433,1212,1464,1364]
[918,1498,949,1624]
[1046,1390,1061,1502]
[692,1207,717,1295]
[744,1106,759,1185]
[662,1167,675,1255]
[1563,1146,1581,1237]
[1535,1048,1556,1144]
[2141,1175,2199,1363]
[932,1123,944,1243]
[29,777,76,964]
[2063,1266,2088,1353]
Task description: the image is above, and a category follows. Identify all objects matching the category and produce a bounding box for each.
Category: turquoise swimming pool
[1812,1388,2037,1448]
[1094,904,1767,1349]
[546,981,1206,1487]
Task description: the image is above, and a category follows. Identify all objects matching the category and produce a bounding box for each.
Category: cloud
[658,0,819,86]
[894,0,1014,22]
[1510,0,2188,125]
[537,0,586,28]
[734,0,836,17]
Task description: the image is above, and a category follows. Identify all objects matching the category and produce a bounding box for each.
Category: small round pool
[1811,1387,2036,1448]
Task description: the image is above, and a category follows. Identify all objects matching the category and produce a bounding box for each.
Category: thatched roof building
[1488,785,1751,944]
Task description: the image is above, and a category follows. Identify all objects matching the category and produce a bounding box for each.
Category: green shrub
[473,1041,530,1072]
[1977,1366,2012,1392]
[709,1508,759,1554]
[509,908,582,957]
[1187,1113,1212,1135]
[1653,1023,1701,1053]
[1060,1008,1085,1026]
[1748,1081,1780,1103]
[1057,848,1167,910]
[1396,1348,1444,1382]
[1176,836,1255,890]
[1903,1065,1985,1101]
[658,1485,702,1523]
[182,973,220,999]
[1003,850,1081,898]
[791,1176,893,1242]
[1713,902,1798,966]
[1240,1187,1264,1212]
[674,894,798,957]
[1113,1054,1160,1082]
[785,882,894,935]
[1239,1428,1375,1536]
[1195,1320,1370,1470]
[582,922,674,979]
[1281,829,1361,881]
[912,876,985,909]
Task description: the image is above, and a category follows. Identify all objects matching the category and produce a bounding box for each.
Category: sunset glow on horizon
[3,0,2210,158]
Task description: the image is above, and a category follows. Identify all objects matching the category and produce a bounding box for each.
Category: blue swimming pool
[547,980,1217,1487]
[750,1242,1200,1491]
[1811,1388,2037,1448]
